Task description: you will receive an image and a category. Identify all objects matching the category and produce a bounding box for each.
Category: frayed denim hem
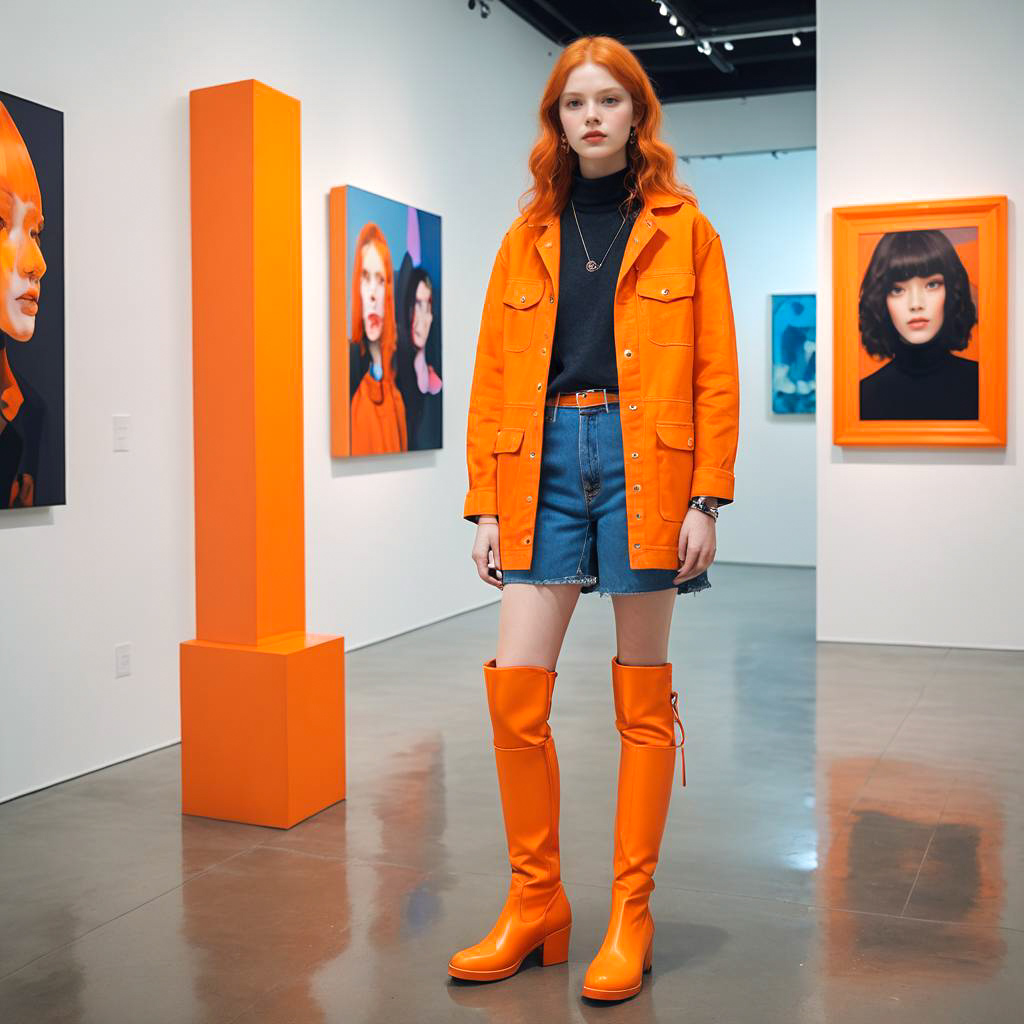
[594,575,713,599]
[501,575,599,588]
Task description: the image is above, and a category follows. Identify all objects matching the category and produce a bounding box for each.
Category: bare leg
[497,583,583,668]
[610,588,677,665]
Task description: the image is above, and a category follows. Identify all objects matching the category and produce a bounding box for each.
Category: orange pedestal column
[181,79,345,828]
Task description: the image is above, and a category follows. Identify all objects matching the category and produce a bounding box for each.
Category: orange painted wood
[180,634,345,828]
[183,80,345,827]
[832,195,1007,447]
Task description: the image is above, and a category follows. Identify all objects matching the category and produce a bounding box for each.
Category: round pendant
[586,259,599,272]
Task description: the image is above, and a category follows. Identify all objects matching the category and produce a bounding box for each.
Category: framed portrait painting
[771,293,816,415]
[329,185,442,457]
[0,90,65,509]
[832,195,1006,446]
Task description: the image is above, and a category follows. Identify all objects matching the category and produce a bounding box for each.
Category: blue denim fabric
[500,399,711,598]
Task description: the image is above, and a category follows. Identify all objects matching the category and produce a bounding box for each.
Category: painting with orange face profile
[0,91,64,509]
[832,197,1006,447]
[329,185,442,457]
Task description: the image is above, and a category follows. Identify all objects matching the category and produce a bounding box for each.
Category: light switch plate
[115,643,132,678]
[113,415,130,452]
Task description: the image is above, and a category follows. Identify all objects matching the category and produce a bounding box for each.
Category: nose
[907,282,925,310]
[19,234,46,282]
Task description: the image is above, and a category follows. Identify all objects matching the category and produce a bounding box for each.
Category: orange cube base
[180,632,345,828]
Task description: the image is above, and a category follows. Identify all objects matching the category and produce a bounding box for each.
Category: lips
[907,318,929,328]
[583,132,606,140]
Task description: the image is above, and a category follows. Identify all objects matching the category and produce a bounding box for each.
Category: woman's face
[359,240,386,343]
[0,183,46,343]
[886,273,945,344]
[558,61,637,176]
[411,280,432,348]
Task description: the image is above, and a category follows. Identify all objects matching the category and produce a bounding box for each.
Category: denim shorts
[500,397,711,598]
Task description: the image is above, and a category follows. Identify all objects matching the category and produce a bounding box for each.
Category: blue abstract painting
[771,293,816,415]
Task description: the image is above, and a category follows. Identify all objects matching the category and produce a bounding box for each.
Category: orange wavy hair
[519,36,695,225]
[350,222,397,376]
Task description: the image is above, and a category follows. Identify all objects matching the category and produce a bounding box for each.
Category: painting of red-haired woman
[348,221,407,455]
[0,91,64,509]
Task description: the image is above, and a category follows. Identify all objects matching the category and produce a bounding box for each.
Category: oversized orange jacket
[463,188,739,571]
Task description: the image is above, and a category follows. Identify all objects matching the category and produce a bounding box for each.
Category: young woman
[858,229,979,421]
[450,36,740,1001]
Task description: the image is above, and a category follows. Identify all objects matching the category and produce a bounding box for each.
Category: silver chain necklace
[571,199,627,272]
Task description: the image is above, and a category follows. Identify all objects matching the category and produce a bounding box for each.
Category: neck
[570,163,632,214]
[577,151,627,179]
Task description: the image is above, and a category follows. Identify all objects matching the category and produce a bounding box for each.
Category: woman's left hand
[674,508,716,584]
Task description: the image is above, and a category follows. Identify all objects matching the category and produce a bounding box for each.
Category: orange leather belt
[546,388,620,409]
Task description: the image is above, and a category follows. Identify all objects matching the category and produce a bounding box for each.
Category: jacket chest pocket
[493,426,525,513]
[654,420,695,522]
[637,271,695,346]
[502,278,544,352]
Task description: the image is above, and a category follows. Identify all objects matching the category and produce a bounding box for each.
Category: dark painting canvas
[0,90,64,509]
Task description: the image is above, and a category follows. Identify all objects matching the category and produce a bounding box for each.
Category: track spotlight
[723,40,734,51]
[675,25,686,37]
[792,33,801,46]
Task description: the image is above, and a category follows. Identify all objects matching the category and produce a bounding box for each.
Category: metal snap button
[687,438,693,447]
[628,403,637,410]
[520,295,527,303]
[635,512,642,519]
[545,242,552,247]
[526,495,533,502]
[541,347,547,354]
[631,452,639,459]
[623,349,633,358]
[661,287,669,295]
[633,484,641,491]
[549,296,554,303]
[524,536,532,545]
[536,382,542,390]
[529,451,536,458]
[633,542,641,549]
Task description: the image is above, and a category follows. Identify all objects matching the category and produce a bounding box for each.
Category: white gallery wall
[0,0,561,802]
[817,0,1023,649]
[678,148,817,567]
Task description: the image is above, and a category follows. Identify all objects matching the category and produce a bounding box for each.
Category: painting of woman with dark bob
[395,255,442,450]
[858,229,979,420]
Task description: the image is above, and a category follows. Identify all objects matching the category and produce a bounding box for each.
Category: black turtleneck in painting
[859,335,979,420]
[546,165,641,399]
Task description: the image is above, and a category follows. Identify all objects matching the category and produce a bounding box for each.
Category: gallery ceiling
[495,0,816,103]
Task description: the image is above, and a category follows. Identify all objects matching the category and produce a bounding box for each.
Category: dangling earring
[559,132,570,154]
[629,126,637,146]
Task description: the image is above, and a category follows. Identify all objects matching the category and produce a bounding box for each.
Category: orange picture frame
[832,195,1007,446]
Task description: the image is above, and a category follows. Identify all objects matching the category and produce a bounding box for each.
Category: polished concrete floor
[2,564,1022,1023]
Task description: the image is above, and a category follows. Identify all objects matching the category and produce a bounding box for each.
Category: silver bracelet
[688,496,719,521]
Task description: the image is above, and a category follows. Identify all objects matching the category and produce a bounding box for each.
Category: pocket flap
[655,420,695,450]
[503,278,544,309]
[493,427,525,454]
[637,271,695,302]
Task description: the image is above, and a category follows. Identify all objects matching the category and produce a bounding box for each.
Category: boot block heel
[541,924,571,966]
[643,940,653,973]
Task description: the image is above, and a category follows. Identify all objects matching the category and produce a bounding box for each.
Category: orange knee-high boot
[581,655,685,1001]
[448,658,572,981]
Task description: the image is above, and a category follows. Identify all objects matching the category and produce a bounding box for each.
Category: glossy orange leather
[582,656,682,1001]
[464,193,740,570]
[448,659,572,981]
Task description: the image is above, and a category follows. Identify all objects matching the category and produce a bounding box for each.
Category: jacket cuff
[691,468,734,506]
[464,487,498,523]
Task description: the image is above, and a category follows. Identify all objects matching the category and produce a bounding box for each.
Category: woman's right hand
[472,518,503,589]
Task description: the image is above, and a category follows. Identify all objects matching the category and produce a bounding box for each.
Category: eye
[926,277,943,288]
[889,284,904,296]
[603,97,619,104]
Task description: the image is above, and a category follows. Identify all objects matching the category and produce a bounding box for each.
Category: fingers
[471,531,503,589]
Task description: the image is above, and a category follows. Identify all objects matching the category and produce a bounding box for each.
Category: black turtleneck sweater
[859,335,979,420]
[546,165,640,399]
